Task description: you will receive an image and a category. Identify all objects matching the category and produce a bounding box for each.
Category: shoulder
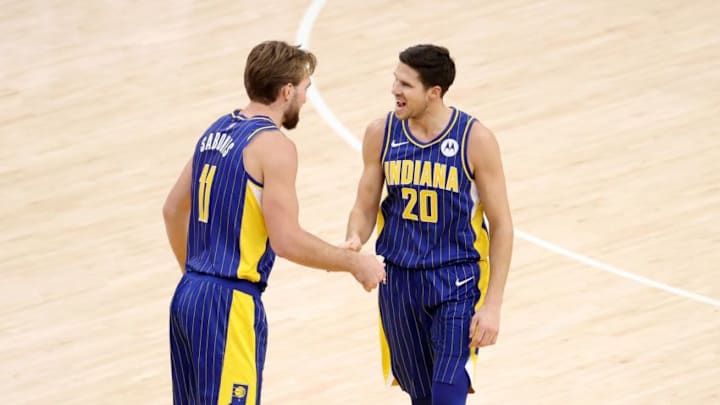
[466,117,502,171]
[361,115,391,160]
[469,119,494,141]
[247,128,299,182]
[461,114,496,148]
[365,116,388,137]
[363,115,391,143]
[247,128,297,158]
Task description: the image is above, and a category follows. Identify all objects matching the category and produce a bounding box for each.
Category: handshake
[338,234,387,292]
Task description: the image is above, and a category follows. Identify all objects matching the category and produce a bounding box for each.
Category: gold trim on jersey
[470,204,490,261]
[380,112,394,162]
[376,209,386,237]
[248,115,276,125]
[236,180,267,282]
[401,107,459,148]
[460,117,476,181]
[469,196,490,394]
[217,291,258,405]
[470,199,491,311]
[475,259,490,310]
[379,314,399,387]
[247,125,277,141]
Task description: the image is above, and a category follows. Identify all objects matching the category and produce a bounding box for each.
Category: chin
[394,107,409,120]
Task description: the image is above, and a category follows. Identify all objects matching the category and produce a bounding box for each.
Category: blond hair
[244,41,317,104]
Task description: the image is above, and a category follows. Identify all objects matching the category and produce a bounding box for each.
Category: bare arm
[468,122,514,347]
[162,158,193,272]
[250,130,385,290]
[345,118,386,249]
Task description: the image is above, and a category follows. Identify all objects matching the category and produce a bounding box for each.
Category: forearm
[275,229,358,273]
[484,224,514,306]
[163,212,189,271]
[346,206,377,244]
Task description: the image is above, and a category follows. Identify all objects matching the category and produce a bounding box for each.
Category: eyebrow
[394,74,412,86]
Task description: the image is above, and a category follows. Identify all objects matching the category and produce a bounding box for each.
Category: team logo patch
[229,383,248,405]
[441,139,459,157]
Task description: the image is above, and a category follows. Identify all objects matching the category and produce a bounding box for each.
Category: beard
[395,99,428,121]
[282,101,300,130]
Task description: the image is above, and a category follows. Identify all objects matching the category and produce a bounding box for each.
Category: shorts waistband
[185,271,262,298]
[384,260,481,271]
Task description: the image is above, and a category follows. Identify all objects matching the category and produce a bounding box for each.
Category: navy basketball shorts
[170,272,267,405]
[378,261,487,399]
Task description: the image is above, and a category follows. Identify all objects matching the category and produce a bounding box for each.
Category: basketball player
[343,44,514,404]
[162,40,386,405]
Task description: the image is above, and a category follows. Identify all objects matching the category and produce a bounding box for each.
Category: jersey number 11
[197,164,217,223]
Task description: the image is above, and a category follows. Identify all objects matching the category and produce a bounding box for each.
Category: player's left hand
[469,303,501,348]
[338,234,363,252]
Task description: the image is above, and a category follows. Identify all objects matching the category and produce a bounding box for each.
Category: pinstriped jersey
[376,107,490,269]
[186,110,277,290]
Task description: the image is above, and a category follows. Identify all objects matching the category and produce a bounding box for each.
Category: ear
[282,83,294,102]
[428,85,442,100]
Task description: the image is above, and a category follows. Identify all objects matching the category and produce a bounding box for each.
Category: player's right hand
[351,253,386,292]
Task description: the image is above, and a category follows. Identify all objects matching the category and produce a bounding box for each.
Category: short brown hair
[244,41,317,104]
[399,44,455,96]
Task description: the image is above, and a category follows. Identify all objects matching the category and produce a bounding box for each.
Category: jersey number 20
[197,164,217,223]
[401,187,438,223]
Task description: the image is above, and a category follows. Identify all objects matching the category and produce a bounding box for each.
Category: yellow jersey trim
[460,117,476,181]
[380,112,394,162]
[401,107,459,148]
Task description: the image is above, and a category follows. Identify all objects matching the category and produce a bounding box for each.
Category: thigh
[170,276,198,404]
[428,263,481,385]
[215,290,267,405]
[170,276,266,405]
[379,265,434,399]
[431,298,476,385]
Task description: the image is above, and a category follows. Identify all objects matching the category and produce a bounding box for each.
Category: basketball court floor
[1,1,718,403]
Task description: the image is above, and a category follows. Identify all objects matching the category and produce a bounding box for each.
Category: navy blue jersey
[376,107,490,269]
[186,110,277,289]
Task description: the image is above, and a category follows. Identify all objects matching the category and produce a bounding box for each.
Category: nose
[391,79,401,96]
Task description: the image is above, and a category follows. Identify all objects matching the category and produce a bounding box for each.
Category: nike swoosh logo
[455,277,474,287]
[391,141,409,147]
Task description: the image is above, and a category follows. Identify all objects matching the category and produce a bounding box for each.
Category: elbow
[490,217,514,238]
[351,205,378,229]
[162,198,182,223]
[162,201,174,221]
[503,220,515,238]
[269,225,308,261]
[269,233,296,260]
[271,240,290,259]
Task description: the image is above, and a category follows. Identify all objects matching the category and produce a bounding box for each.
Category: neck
[241,101,284,127]
[409,101,452,139]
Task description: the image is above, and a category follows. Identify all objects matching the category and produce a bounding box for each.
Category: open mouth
[396,100,407,109]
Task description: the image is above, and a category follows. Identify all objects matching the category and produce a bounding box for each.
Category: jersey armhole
[379,112,394,162]
[461,117,477,181]
[241,125,279,187]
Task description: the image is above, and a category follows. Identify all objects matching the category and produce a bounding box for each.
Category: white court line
[296,0,720,309]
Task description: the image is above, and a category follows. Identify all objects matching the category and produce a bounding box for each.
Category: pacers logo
[229,383,248,405]
[441,139,459,157]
